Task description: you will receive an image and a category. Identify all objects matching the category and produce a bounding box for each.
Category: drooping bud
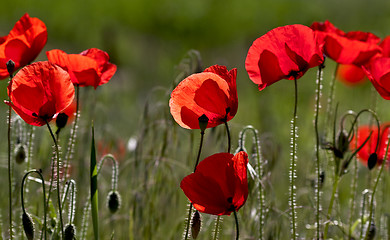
[191,210,201,239]
[367,153,378,170]
[337,130,349,158]
[198,114,209,132]
[56,113,69,130]
[107,190,121,213]
[367,222,376,240]
[22,212,35,240]
[6,59,15,76]
[64,224,76,240]
[15,144,27,164]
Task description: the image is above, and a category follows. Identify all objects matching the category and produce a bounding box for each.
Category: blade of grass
[91,123,99,240]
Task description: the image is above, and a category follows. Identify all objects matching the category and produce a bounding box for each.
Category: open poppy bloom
[337,64,366,86]
[180,151,248,215]
[350,124,390,168]
[379,36,390,57]
[0,13,47,79]
[311,20,381,65]
[46,48,116,89]
[169,65,237,129]
[245,24,324,90]
[5,61,75,126]
[362,57,390,99]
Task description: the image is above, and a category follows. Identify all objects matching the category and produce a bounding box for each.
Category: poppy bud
[6,59,15,76]
[22,212,35,240]
[367,222,376,240]
[367,153,378,170]
[337,130,349,157]
[64,224,76,240]
[56,112,69,130]
[198,114,209,132]
[15,144,27,164]
[319,171,325,188]
[107,190,121,213]
[191,210,201,239]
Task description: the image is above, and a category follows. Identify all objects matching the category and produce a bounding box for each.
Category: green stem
[325,63,339,135]
[64,84,80,183]
[314,64,324,238]
[184,129,205,240]
[7,99,13,240]
[21,170,47,240]
[289,78,298,240]
[364,132,390,240]
[224,121,231,153]
[234,211,239,240]
[238,126,264,239]
[213,216,221,240]
[7,75,14,240]
[324,171,340,238]
[45,120,64,238]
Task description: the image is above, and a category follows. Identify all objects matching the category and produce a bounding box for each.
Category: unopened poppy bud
[367,222,376,240]
[7,59,15,76]
[198,114,209,132]
[107,190,121,213]
[367,153,378,170]
[22,212,34,240]
[56,112,69,130]
[15,144,27,164]
[337,130,349,157]
[64,224,76,240]
[191,210,201,239]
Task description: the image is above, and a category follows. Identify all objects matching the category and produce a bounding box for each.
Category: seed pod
[22,212,34,240]
[15,144,27,164]
[191,210,201,239]
[64,224,76,240]
[107,190,121,213]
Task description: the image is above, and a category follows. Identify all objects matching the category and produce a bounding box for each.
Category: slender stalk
[314,64,324,238]
[348,127,359,238]
[64,84,80,182]
[325,63,339,134]
[21,170,47,240]
[7,95,13,240]
[213,216,221,240]
[233,211,239,240]
[224,121,231,153]
[184,129,205,240]
[193,131,205,172]
[364,132,390,240]
[45,120,64,238]
[238,126,265,239]
[7,71,14,240]
[289,78,298,239]
[324,171,340,238]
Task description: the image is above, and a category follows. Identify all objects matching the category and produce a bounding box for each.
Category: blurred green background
[0,0,390,239]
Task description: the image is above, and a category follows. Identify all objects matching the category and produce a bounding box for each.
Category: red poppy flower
[350,124,390,167]
[169,65,237,129]
[5,61,75,126]
[245,24,324,90]
[180,151,248,215]
[379,36,390,58]
[46,48,116,89]
[337,64,366,86]
[0,13,47,79]
[311,20,381,65]
[362,57,390,99]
